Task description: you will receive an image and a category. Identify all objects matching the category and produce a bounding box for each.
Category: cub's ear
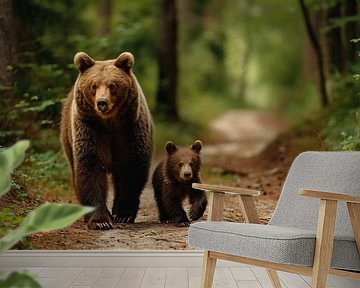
[165,141,177,154]
[115,52,134,73]
[191,140,202,153]
[74,52,95,73]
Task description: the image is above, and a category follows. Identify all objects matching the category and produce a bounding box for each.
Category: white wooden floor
[1,251,359,288]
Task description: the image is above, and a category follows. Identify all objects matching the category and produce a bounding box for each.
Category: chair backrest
[269,151,360,239]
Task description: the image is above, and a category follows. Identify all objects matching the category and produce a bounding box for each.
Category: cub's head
[73,52,139,120]
[165,140,202,183]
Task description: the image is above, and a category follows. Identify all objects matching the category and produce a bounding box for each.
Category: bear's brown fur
[152,140,207,226]
[60,52,153,230]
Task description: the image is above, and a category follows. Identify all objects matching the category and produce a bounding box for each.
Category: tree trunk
[342,0,358,73]
[98,0,112,37]
[324,3,343,74]
[0,0,14,98]
[156,0,179,121]
[203,0,226,92]
[299,0,329,107]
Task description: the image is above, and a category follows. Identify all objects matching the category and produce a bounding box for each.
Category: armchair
[188,152,360,288]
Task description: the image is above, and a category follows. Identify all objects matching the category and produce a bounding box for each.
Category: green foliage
[323,105,360,151]
[0,142,94,286]
[0,271,41,288]
[0,141,30,196]
[0,208,23,237]
[0,203,93,251]
[322,57,360,151]
[17,148,70,200]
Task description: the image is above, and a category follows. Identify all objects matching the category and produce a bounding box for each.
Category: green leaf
[0,203,94,251]
[0,141,30,197]
[0,271,41,288]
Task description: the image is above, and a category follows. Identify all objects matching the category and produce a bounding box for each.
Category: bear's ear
[165,141,177,154]
[115,52,134,73]
[191,140,202,153]
[74,52,95,73]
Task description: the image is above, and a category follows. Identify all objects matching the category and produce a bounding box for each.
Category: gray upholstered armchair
[188,151,360,288]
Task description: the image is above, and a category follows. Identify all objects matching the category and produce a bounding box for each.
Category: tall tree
[156,0,179,121]
[0,0,14,99]
[98,0,112,37]
[299,0,329,107]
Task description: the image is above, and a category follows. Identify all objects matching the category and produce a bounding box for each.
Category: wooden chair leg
[266,269,282,288]
[239,195,260,224]
[201,250,217,288]
[312,199,337,288]
[347,202,360,253]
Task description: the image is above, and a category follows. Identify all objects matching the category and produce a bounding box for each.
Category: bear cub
[152,140,207,226]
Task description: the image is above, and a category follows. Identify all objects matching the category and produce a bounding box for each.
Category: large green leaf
[0,271,41,288]
[0,203,94,251]
[0,140,30,197]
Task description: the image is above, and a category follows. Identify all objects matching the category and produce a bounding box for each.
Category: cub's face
[74,52,135,119]
[165,140,202,183]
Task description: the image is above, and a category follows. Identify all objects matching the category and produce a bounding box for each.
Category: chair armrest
[299,189,360,204]
[193,183,261,223]
[192,183,260,196]
[301,188,360,258]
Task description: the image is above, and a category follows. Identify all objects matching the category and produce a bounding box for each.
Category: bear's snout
[180,164,193,181]
[97,98,109,113]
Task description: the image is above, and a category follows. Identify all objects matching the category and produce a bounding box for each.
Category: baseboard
[0,250,247,267]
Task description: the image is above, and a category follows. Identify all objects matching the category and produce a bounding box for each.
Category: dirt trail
[31,109,287,250]
[203,110,287,159]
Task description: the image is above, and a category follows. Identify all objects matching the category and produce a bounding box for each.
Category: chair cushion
[189,221,360,271]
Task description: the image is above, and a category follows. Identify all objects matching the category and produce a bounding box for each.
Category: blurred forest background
[0,0,360,245]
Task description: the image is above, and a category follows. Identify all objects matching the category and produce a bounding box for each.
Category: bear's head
[73,52,139,121]
[165,140,202,183]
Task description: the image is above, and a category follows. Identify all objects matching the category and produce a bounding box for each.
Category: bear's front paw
[163,215,191,227]
[176,222,190,227]
[189,210,203,221]
[88,221,113,230]
[86,208,113,230]
[113,215,136,224]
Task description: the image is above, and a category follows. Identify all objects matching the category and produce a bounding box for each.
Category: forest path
[203,109,287,159]
[31,109,287,250]
[97,109,287,250]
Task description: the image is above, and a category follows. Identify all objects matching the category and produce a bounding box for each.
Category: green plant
[0,141,94,287]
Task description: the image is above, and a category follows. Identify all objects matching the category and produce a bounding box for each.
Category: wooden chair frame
[192,183,360,288]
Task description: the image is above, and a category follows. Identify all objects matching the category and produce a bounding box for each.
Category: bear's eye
[189,161,193,166]
[109,83,116,91]
[91,83,97,90]
[178,161,184,167]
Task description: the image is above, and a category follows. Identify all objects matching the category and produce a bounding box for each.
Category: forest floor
[25,109,321,250]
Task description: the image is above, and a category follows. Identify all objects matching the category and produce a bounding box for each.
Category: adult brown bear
[60,52,153,230]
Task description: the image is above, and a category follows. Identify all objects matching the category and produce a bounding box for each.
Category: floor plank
[251,267,287,288]
[92,277,120,288]
[38,267,63,278]
[327,275,360,288]
[301,275,334,288]
[278,271,310,288]
[230,267,257,281]
[165,268,188,288]
[236,280,262,288]
[141,267,166,288]
[44,267,83,288]
[71,267,103,286]
[213,267,237,288]
[99,267,125,278]
[188,267,201,288]
[116,267,145,288]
